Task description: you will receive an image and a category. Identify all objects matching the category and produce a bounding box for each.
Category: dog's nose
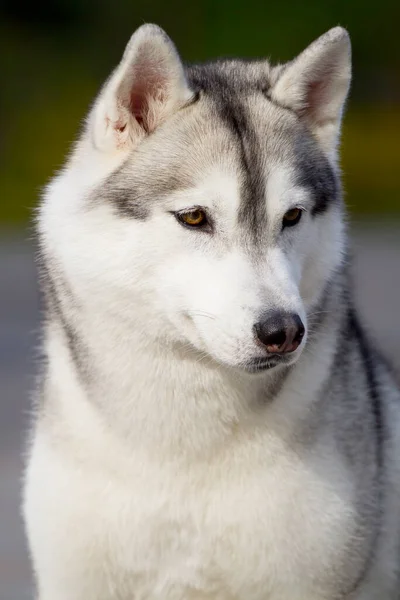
[253,312,305,354]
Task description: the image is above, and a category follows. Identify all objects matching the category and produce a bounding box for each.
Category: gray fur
[36,245,90,386]
[93,59,339,243]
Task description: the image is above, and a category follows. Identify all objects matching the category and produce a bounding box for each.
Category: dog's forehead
[187,63,338,228]
[98,60,338,224]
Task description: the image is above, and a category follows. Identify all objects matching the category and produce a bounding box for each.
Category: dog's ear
[91,24,193,153]
[271,27,351,158]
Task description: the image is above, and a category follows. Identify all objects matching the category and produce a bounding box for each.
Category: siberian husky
[23,24,400,600]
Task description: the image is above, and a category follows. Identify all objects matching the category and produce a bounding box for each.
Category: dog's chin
[241,352,301,374]
[203,351,302,375]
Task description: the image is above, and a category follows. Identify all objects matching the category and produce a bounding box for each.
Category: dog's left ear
[91,24,194,153]
[271,27,351,158]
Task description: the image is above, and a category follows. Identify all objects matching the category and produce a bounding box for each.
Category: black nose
[253,312,305,354]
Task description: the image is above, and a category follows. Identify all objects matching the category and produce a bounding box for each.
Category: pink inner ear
[306,80,325,115]
[304,65,336,123]
[128,57,169,133]
[130,84,149,130]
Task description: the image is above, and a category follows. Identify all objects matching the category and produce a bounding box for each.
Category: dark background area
[0,2,399,599]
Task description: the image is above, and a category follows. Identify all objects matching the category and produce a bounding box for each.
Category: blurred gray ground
[0,223,399,600]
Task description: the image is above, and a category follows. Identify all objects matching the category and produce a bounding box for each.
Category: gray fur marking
[92,59,340,235]
[37,247,89,385]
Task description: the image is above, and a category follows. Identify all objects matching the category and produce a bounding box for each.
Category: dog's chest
[92,440,357,599]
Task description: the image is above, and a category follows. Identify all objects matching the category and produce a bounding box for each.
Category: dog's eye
[282,208,303,228]
[176,209,208,228]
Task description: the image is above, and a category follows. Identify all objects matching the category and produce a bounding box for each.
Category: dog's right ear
[91,24,193,153]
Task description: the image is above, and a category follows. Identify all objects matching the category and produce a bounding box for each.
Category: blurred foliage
[1,0,400,223]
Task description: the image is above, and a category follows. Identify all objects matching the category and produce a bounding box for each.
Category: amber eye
[282,208,302,228]
[177,208,208,228]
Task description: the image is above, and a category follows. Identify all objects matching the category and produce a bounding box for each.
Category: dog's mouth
[243,354,295,374]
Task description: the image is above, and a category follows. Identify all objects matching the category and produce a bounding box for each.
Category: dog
[23,23,400,599]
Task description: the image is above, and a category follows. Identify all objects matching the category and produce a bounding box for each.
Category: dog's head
[43,24,351,373]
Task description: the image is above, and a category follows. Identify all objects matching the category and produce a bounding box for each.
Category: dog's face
[44,25,351,373]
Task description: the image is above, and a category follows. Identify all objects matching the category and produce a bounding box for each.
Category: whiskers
[181,311,258,375]
[306,309,331,338]
[186,310,217,321]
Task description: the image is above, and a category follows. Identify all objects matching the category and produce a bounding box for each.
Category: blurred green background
[1,0,399,223]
